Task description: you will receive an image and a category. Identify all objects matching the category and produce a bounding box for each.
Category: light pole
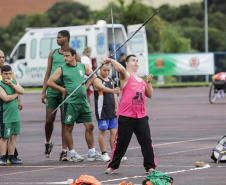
[204,0,209,82]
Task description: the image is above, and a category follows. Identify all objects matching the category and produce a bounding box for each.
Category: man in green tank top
[41,30,81,161]
[47,47,102,162]
[0,65,24,165]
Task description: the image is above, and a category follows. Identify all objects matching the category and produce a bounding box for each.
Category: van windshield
[12,44,26,63]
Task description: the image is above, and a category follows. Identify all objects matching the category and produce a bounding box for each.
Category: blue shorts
[98,118,117,130]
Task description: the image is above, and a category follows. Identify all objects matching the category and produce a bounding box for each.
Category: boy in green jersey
[0,65,24,165]
[47,47,101,162]
[42,30,81,161]
[0,50,22,162]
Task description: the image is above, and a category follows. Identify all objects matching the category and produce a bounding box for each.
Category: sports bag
[211,135,226,163]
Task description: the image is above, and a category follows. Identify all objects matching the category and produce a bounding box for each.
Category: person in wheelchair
[212,72,226,98]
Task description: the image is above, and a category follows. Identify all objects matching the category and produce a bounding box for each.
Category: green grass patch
[152,82,211,88]
[24,87,42,91]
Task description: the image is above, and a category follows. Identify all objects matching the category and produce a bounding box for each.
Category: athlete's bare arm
[103,58,130,89]
[42,49,55,104]
[76,53,81,63]
[93,78,120,94]
[0,86,18,102]
[113,82,119,114]
[11,71,23,110]
[145,74,154,98]
[84,64,96,90]
[47,67,67,100]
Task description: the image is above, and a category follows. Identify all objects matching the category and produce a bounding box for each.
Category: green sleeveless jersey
[47,49,64,98]
[0,81,20,123]
[61,62,87,104]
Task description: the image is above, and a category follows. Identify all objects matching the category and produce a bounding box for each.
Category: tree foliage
[46,1,91,27]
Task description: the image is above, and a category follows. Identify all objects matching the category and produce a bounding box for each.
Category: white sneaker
[121,156,127,161]
[101,153,110,162]
[87,151,102,161]
[69,152,84,162]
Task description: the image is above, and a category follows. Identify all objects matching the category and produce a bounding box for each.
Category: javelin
[111,6,120,102]
[51,10,158,114]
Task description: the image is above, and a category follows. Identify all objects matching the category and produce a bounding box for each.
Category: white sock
[88,148,95,156]
[45,140,52,144]
[69,149,76,157]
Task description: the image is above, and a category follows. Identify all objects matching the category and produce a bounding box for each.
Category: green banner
[149,53,214,76]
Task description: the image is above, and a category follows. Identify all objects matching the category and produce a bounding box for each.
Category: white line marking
[100,164,211,183]
[0,182,69,185]
[126,146,214,161]
[0,166,66,177]
[127,136,219,150]
[159,146,214,156]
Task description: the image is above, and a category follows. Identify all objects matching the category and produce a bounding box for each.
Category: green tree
[28,13,51,27]
[208,27,226,51]
[160,25,192,53]
[46,1,91,27]
[5,14,28,35]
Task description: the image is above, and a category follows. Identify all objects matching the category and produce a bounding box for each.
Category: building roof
[0,0,72,26]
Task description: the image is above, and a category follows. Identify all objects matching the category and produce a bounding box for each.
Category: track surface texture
[0,87,225,185]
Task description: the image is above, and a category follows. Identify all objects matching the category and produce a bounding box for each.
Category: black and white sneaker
[45,141,54,158]
[59,151,68,161]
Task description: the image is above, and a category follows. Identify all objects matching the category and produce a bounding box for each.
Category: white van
[7,21,149,86]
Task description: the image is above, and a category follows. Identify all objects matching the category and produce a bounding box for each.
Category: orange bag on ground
[70,175,101,185]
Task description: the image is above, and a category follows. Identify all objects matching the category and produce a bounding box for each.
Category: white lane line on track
[0,166,68,177]
[100,164,211,183]
[0,165,211,185]
[0,182,68,185]
[159,146,214,156]
[127,136,220,150]
[1,164,195,168]
[126,146,214,161]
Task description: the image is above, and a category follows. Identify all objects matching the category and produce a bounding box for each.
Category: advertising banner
[149,53,215,76]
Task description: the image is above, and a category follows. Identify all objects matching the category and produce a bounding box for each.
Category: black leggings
[107,115,157,171]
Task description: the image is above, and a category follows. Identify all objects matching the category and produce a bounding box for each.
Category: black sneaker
[59,151,68,161]
[45,141,54,158]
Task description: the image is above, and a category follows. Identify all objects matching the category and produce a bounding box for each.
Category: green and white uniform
[61,62,92,125]
[0,81,20,138]
[46,49,64,109]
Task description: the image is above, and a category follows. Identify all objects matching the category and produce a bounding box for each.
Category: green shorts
[63,102,93,125]
[0,121,20,138]
[46,96,62,109]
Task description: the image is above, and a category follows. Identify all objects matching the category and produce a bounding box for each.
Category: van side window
[70,36,87,55]
[30,39,37,59]
[97,33,106,54]
[129,32,144,53]
[12,44,26,63]
[40,38,51,58]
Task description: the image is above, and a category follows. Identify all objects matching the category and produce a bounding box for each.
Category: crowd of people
[0,29,164,174]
